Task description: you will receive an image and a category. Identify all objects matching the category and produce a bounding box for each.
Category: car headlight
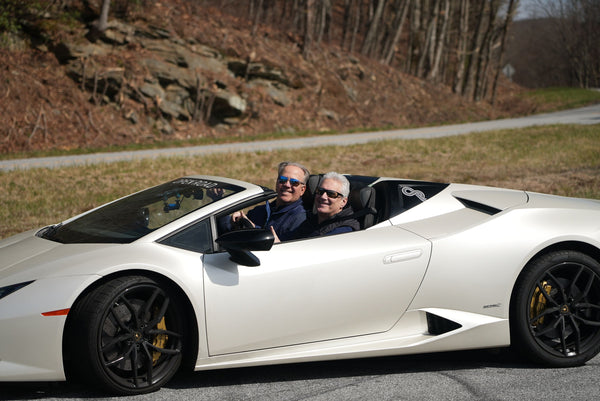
[0,281,34,300]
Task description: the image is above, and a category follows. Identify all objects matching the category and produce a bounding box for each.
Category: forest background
[1,0,598,157]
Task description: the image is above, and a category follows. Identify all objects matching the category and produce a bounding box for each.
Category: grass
[522,87,600,111]
[1,123,599,240]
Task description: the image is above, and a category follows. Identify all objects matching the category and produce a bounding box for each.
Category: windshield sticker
[172,178,219,189]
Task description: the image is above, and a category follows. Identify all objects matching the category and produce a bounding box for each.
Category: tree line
[207,0,519,104]
[5,0,597,94]
[535,0,599,88]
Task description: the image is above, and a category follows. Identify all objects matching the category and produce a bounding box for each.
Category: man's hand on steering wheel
[231,210,255,229]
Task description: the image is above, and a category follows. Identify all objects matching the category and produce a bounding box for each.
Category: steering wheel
[233,216,255,230]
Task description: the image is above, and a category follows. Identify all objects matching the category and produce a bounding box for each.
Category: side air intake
[454,197,502,216]
[426,312,462,335]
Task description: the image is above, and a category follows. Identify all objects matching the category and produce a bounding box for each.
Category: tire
[65,275,187,395]
[510,250,600,367]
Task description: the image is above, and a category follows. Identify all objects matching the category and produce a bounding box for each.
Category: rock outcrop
[55,21,298,134]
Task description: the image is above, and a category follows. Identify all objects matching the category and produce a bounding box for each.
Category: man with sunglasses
[292,172,359,238]
[232,161,310,241]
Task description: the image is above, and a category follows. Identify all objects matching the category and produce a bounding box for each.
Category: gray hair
[278,161,310,184]
[322,172,350,197]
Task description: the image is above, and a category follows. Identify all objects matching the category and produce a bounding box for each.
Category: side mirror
[216,229,275,266]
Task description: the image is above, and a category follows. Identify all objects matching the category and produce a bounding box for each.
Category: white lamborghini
[2,174,600,395]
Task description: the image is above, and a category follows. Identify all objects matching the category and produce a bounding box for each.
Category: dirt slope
[0,2,537,155]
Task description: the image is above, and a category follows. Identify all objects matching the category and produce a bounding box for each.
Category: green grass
[2,123,599,240]
[522,87,600,111]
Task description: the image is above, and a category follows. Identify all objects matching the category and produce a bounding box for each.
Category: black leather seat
[303,175,377,230]
[302,174,321,212]
[348,186,377,229]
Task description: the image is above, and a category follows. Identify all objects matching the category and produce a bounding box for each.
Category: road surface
[2,349,599,400]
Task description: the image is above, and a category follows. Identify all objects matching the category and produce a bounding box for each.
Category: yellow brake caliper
[152,316,168,364]
[530,281,552,326]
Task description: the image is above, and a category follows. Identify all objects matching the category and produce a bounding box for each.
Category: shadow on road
[168,347,531,389]
[0,348,538,399]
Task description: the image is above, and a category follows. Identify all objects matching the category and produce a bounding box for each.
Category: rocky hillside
[1,1,537,155]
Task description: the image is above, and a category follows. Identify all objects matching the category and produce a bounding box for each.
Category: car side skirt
[193,308,509,371]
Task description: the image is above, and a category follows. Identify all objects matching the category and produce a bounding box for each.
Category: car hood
[0,229,120,285]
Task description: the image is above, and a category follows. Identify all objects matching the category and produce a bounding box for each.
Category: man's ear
[340,197,348,208]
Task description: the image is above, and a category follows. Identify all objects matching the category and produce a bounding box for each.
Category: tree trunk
[405,0,422,74]
[382,0,410,65]
[417,0,440,78]
[462,0,487,97]
[361,0,388,57]
[453,0,469,93]
[251,0,264,36]
[427,0,451,81]
[303,0,315,58]
[491,0,517,104]
[473,0,500,101]
[97,0,110,32]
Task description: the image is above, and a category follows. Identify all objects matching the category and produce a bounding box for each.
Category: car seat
[348,186,377,229]
[302,174,321,212]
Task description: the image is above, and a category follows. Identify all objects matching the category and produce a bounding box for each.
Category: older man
[292,172,359,238]
[232,161,310,241]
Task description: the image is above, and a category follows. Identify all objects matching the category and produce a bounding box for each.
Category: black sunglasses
[277,175,304,187]
[315,187,344,199]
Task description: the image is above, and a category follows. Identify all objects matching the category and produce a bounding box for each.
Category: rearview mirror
[216,229,274,266]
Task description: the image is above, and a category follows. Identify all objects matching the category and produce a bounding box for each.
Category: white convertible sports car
[2,174,600,394]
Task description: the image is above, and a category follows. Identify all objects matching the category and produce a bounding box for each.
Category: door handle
[383,249,423,264]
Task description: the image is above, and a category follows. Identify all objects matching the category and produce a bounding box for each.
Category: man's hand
[231,210,255,228]
[270,226,281,243]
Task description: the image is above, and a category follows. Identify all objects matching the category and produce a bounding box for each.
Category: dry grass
[1,124,599,239]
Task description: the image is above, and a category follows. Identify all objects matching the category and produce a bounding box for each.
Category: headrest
[302,174,322,211]
[348,186,377,229]
[349,186,375,210]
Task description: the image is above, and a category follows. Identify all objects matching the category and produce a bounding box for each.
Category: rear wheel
[65,275,186,395]
[511,250,600,367]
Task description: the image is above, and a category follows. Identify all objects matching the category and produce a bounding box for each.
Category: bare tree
[303,0,315,58]
[429,0,452,81]
[473,0,501,101]
[381,0,411,65]
[361,0,388,57]
[314,0,332,44]
[87,0,111,41]
[249,0,264,36]
[491,0,518,104]
[453,0,470,93]
[461,1,487,98]
[530,0,600,87]
[202,0,524,99]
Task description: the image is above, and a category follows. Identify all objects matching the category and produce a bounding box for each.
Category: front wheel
[65,275,187,395]
[510,250,600,367]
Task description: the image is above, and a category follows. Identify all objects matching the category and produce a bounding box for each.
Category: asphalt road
[2,349,599,400]
[1,104,599,172]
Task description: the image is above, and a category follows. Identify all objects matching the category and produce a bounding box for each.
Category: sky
[515,0,538,20]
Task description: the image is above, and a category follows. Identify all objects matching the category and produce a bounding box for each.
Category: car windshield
[39,177,244,244]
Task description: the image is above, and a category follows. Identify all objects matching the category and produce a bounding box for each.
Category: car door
[202,225,432,355]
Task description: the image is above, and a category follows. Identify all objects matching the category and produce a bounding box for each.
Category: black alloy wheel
[65,275,187,394]
[511,250,600,367]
